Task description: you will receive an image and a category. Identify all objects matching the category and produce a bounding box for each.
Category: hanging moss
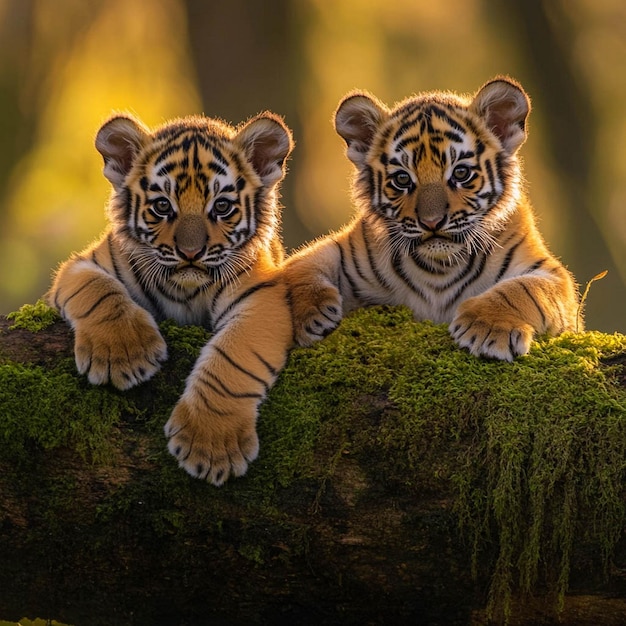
[261,307,626,620]
[1,302,625,623]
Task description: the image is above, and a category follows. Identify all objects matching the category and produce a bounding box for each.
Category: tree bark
[181,0,312,250]
[1,308,625,626]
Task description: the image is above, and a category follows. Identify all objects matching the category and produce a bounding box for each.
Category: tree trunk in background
[494,0,625,332]
[0,1,38,212]
[0,0,107,210]
[182,0,312,249]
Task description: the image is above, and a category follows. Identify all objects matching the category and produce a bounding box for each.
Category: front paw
[74,307,167,389]
[164,393,259,486]
[450,300,534,361]
[290,282,343,347]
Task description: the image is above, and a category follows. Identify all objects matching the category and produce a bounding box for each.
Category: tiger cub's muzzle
[174,214,208,261]
[416,183,449,232]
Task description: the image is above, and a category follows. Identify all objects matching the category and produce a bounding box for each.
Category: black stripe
[127,257,167,319]
[389,251,428,301]
[495,238,524,282]
[444,253,487,312]
[484,159,496,202]
[244,194,252,228]
[131,191,142,232]
[396,134,422,150]
[348,236,369,284]
[212,281,279,330]
[524,258,548,274]
[362,221,393,291]
[520,281,547,329]
[430,104,465,132]
[157,283,204,304]
[253,351,279,377]
[495,288,517,310]
[60,275,100,312]
[210,267,247,314]
[153,143,182,167]
[337,241,360,301]
[214,345,270,392]
[409,249,447,276]
[209,161,227,176]
[392,120,416,143]
[76,291,119,319]
[193,382,231,415]
[156,162,178,176]
[107,234,125,283]
[201,367,264,399]
[376,169,383,209]
[211,145,228,166]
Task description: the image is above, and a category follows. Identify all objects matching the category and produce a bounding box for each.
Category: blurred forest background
[0,0,625,333]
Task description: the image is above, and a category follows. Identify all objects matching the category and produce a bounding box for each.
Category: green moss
[1,304,625,621]
[6,299,60,331]
[0,362,130,463]
[259,307,626,620]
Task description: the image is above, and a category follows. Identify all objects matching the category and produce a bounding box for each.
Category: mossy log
[1,302,626,626]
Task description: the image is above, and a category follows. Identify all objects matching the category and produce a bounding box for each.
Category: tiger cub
[287,77,580,359]
[47,112,295,485]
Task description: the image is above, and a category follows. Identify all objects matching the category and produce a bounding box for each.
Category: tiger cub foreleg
[284,237,344,347]
[164,283,293,485]
[48,254,168,389]
[450,269,578,361]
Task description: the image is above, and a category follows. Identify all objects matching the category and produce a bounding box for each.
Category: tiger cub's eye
[152,197,173,217]
[391,171,412,189]
[451,164,472,183]
[213,198,235,217]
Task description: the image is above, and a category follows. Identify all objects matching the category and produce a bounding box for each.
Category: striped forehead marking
[141,131,240,204]
[385,103,490,173]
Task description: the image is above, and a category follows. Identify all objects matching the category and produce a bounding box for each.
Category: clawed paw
[450,310,534,361]
[291,282,343,347]
[74,307,167,389]
[164,395,259,486]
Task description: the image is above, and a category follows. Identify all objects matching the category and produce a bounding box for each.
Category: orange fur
[48,111,296,485]
[286,78,579,360]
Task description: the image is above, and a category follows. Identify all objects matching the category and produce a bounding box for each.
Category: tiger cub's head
[95,112,293,288]
[335,77,530,263]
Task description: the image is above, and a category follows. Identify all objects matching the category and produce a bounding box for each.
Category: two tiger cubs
[47,77,579,485]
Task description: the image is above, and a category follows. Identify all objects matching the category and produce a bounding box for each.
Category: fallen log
[1,302,625,626]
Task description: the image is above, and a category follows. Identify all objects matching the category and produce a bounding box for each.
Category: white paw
[450,314,533,361]
[291,283,343,347]
[74,308,167,389]
[164,393,259,486]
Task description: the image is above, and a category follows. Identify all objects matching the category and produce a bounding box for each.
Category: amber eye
[213,198,235,217]
[391,171,412,189]
[451,164,473,183]
[152,197,173,217]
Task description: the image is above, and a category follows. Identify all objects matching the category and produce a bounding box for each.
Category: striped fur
[287,78,580,359]
[47,112,294,485]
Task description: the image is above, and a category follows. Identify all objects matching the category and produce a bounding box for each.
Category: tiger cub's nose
[174,214,207,261]
[418,216,447,232]
[177,245,205,261]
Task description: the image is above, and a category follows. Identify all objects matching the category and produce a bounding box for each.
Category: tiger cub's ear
[470,78,531,155]
[334,92,388,168]
[235,113,294,187]
[95,115,149,190]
